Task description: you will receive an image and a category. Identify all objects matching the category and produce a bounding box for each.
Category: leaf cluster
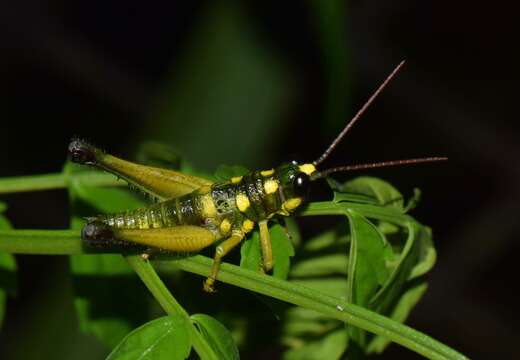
[0,148,466,360]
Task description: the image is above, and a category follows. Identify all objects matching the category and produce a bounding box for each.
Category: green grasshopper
[68,61,445,292]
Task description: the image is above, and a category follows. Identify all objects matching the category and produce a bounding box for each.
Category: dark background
[1,1,517,358]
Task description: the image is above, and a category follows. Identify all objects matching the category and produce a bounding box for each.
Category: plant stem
[300,201,414,226]
[125,255,218,360]
[163,256,467,360]
[0,229,82,254]
[0,172,122,194]
[0,229,467,360]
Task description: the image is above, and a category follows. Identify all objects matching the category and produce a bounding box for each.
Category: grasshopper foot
[141,248,158,261]
[203,278,217,293]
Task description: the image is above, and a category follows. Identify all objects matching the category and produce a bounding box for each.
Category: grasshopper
[68,61,445,292]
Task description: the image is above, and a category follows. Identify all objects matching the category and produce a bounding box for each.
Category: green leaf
[346,210,392,304]
[367,282,429,354]
[107,315,192,360]
[71,253,152,348]
[303,228,350,252]
[283,223,348,357]
[370,223,422,313]
[240,224,294,280]
[290,254,348,278]
[345,209,393,348]
[334,177,405,211]
[191,313,239,360]
[0,204,17,329]
[214,165,249,182]
[403,188,421,213]
[65,163,151,348]
[291,278,348,299]
[283,307,339,338]
[283,329,347,360]
[409,226,436,280]
[240,231,261,272]
[271,224,295,280]
[284,218,302,249]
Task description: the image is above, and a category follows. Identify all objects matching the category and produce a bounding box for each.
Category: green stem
[0,229,467,360]
[163,257,466,360]
[125,255,218,360]
[0,172,122,194]
[300,201,414,226]
[0,229,82,254]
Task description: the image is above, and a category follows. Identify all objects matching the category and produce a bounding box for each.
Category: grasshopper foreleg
[204,231,245,293]
[258,220,273,272]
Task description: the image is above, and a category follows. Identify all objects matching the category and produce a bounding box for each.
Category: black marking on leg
[68,138,98,165]
[82,221,114,240]
[81,221,118,249]
[81,220,148,252]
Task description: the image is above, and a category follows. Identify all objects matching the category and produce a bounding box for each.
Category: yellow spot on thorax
[201,194,217,217]
[264,179,278,194]
[231,176,243,184]
[242,219,255,233]
[236,193,250,212]
[283,197,302,212]
[299,163,316,176]
[219,219,231,234]
[260,169,274,177]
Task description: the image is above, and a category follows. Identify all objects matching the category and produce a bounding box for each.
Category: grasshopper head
[275,162,317,214]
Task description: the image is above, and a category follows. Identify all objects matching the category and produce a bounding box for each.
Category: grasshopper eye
[292,173,310,198]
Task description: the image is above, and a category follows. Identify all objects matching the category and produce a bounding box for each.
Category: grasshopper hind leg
[67,138,213,200]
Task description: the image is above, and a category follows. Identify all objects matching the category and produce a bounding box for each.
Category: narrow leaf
[367,282,429,354]
[191,313,239,360]
[345,209,393,348]
[409,226,436,280]
[335,177,405,211]
[369,223,421,312]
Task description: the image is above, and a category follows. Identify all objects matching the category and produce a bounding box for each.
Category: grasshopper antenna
[311,157,448,180]
[313,60,406,166]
